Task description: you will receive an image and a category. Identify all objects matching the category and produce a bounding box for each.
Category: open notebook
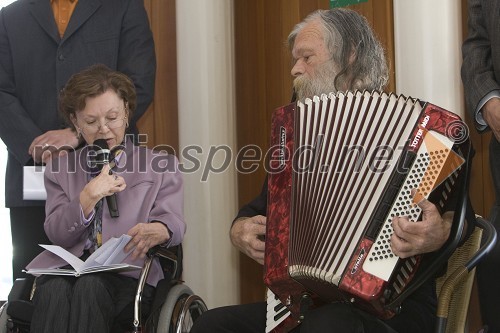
[25,234,141,277]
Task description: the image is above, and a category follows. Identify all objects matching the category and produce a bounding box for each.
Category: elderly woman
[25,64,185,332]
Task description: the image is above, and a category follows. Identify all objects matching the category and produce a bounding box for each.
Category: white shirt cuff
[81,206,95,226]
[476,91,500,130]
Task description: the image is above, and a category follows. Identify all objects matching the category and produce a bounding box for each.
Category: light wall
[394,0,464,117]
[176,0,240,308]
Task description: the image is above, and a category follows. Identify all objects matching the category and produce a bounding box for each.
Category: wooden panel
[151,0,178,153]
[137,0,179,153]
[349,0,395,92]
[461,0,494,330]
[234,0,396,304]
[137,0,155,144]
[234,0,268,302]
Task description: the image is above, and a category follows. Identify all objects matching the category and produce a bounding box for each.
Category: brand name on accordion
[410,115,430,148]
[279,126,286,167]
[351,248,366,275]
[421,115,430,128]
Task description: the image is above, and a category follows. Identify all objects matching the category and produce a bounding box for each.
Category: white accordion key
[265,289,290,333]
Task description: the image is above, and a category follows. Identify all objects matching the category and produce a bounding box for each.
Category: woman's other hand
[125,222,171,260]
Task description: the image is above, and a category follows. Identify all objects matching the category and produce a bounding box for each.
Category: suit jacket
[461,0,500,202]
[0,0,156,207]
[26,140,185,287]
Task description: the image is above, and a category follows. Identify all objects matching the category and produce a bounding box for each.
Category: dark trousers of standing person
[10,206,50,281]
[477,137,500,333]
[30,273,155,333]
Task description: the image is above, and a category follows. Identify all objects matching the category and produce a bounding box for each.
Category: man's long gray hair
[288,8,389,92]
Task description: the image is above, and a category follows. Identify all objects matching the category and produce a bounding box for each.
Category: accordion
[264,90,469,333]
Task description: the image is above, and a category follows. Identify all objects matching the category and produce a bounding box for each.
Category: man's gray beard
[293,62,339,101]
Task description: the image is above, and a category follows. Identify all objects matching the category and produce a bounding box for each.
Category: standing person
[191,8,462,333]
[26,64,184,333]
[461,0,500,331]
[0,0,156,281]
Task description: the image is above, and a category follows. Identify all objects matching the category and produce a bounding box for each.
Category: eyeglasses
[79,117,128,135]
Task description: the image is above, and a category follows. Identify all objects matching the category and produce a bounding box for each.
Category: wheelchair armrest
[6,300,34,324]
[5,277,36,326]
[149,244,183,281]
[150,246,178,261]
[148,246,180,280]
[8,277,35,302]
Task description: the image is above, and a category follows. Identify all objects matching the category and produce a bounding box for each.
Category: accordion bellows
[264,90,468,333]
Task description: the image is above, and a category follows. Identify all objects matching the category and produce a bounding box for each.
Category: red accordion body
[264,91,467,333]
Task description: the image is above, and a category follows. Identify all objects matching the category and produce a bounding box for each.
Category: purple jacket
[26,140,185,287]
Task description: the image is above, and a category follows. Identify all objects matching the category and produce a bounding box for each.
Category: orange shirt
[51,0,78,38]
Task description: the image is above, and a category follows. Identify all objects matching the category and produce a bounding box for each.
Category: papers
[25,234,141,277]
[23,166,47,200]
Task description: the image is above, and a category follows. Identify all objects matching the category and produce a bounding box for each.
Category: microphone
[92,139,119,218]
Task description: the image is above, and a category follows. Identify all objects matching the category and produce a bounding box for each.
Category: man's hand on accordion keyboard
[230,216,266,265]
[390,197,453,258]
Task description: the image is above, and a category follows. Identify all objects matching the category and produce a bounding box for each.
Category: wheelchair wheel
[156,284,207,333]
[0,303,7,333]
[0,301,31,333]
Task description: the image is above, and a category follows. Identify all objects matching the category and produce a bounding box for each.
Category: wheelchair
[0,245,207,333]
